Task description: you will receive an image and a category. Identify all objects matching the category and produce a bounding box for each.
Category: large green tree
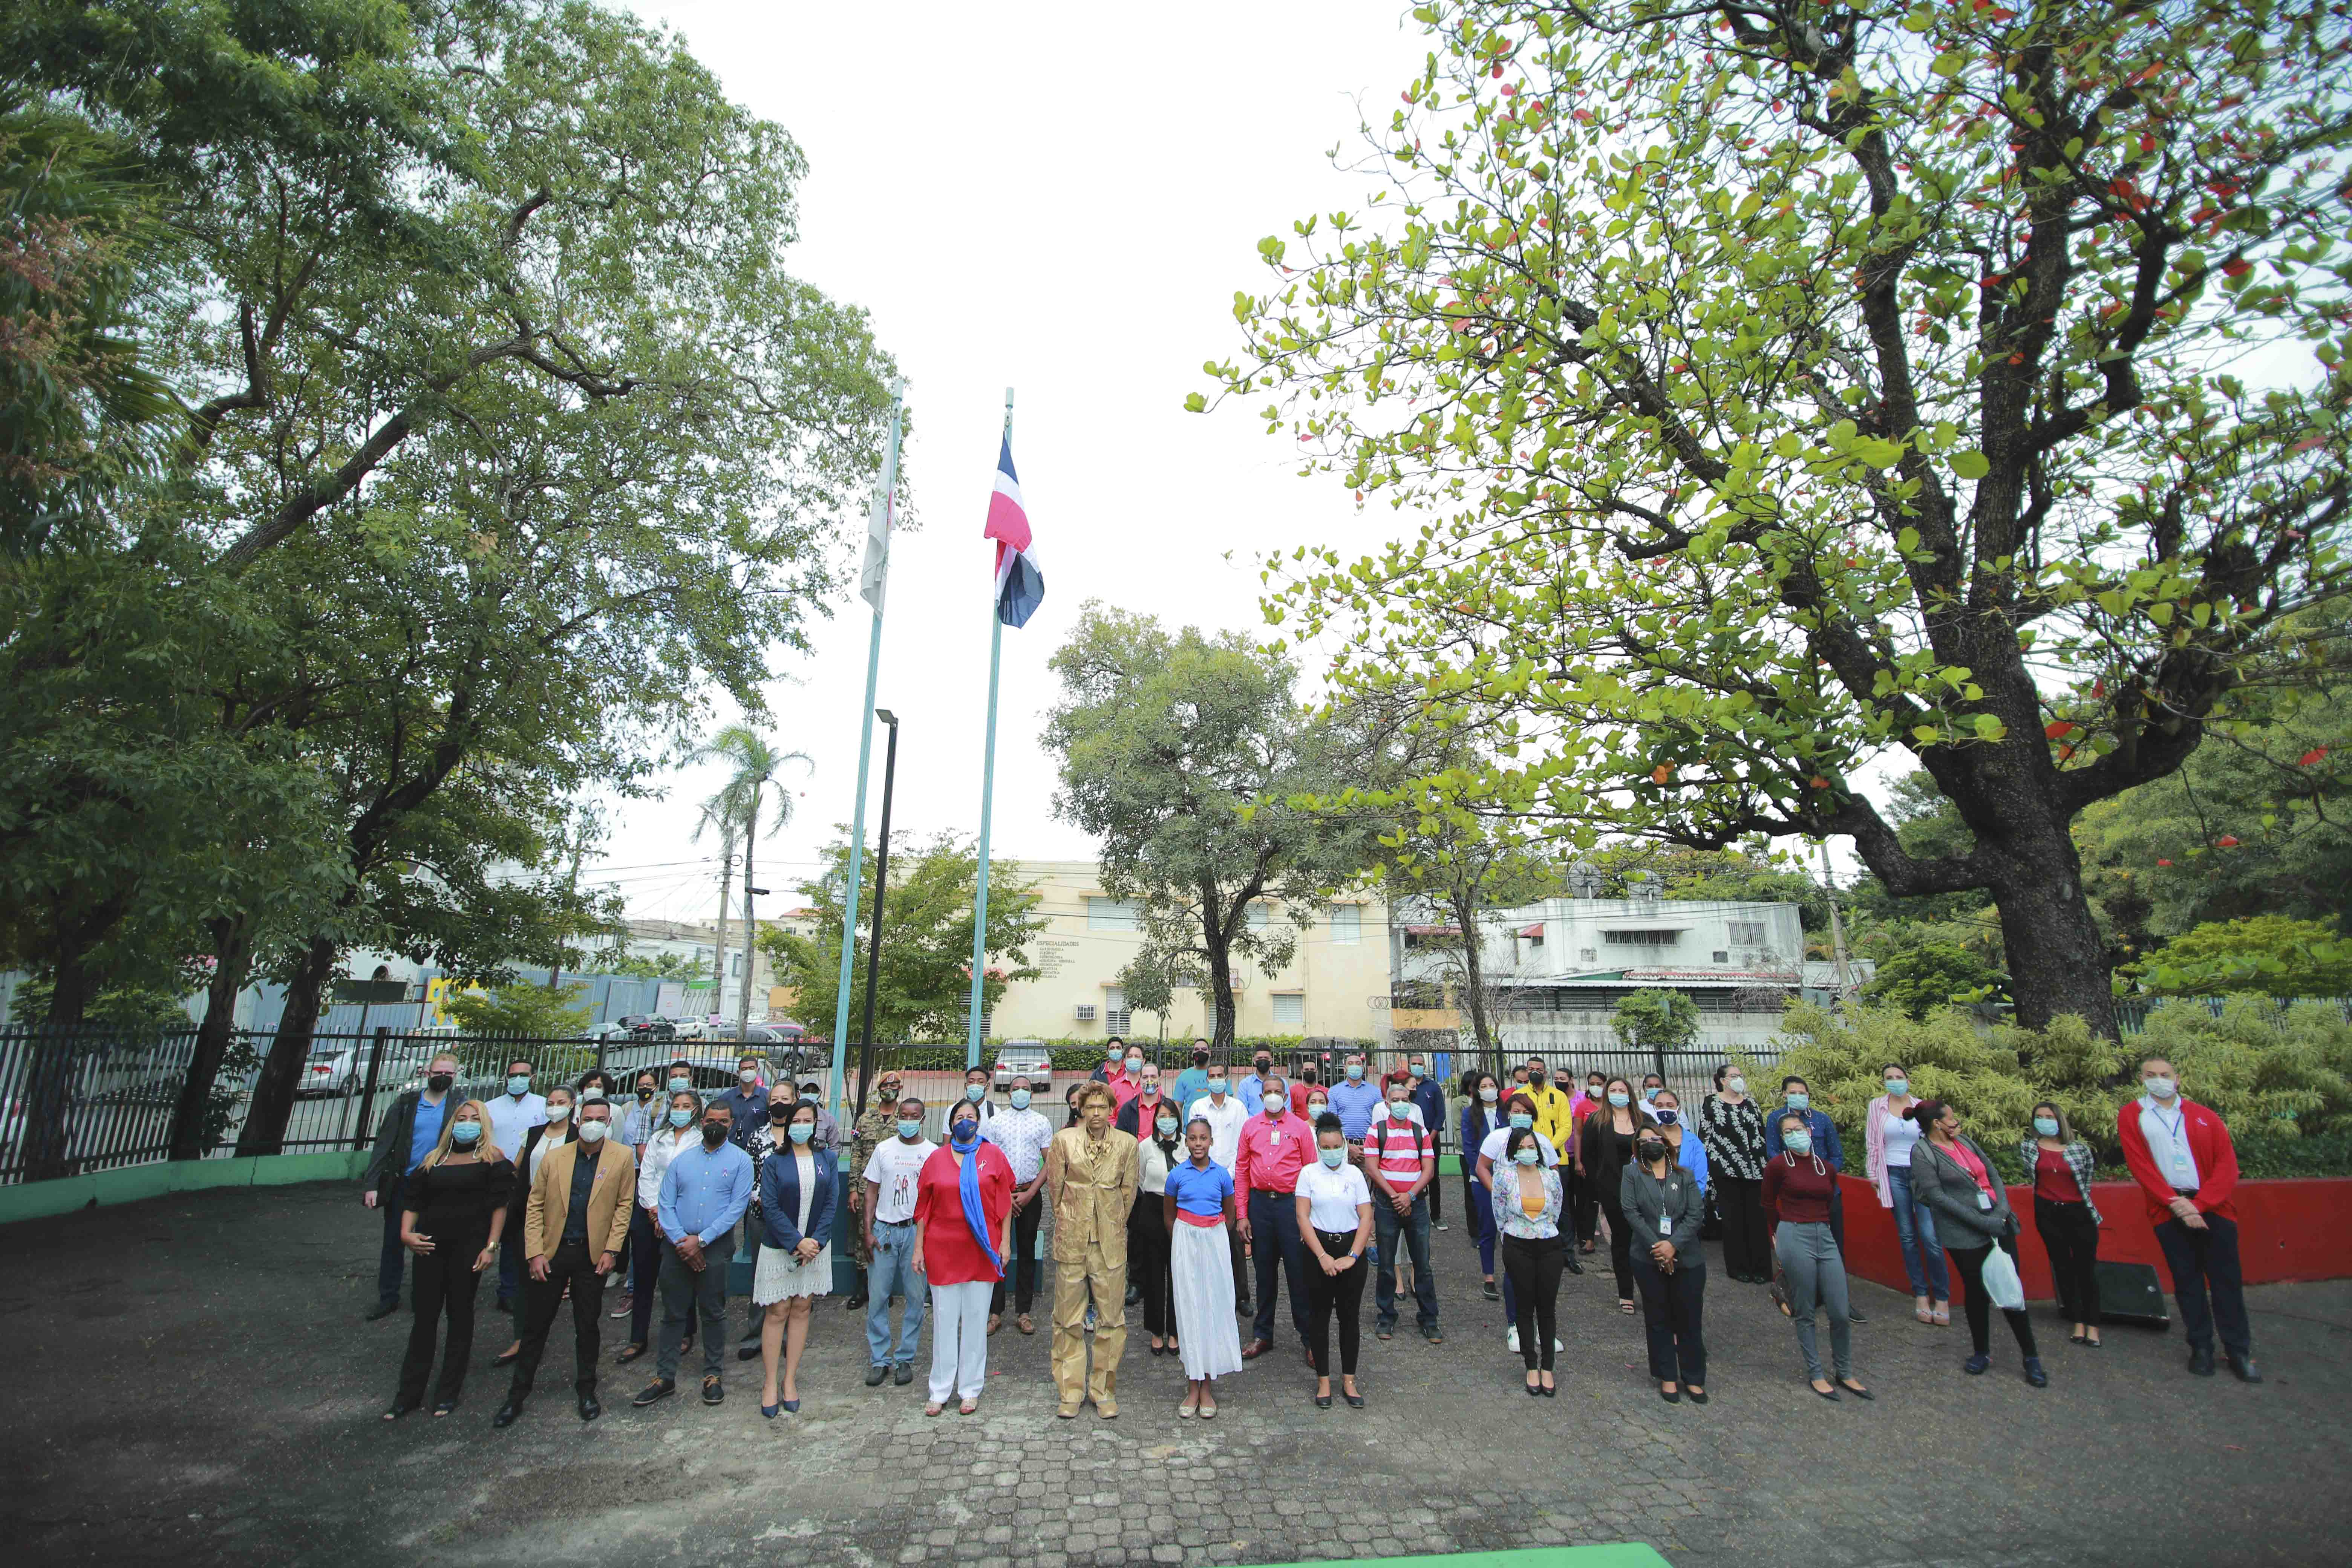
[1046,603,1375,1049]
[1206,0,2350,1037]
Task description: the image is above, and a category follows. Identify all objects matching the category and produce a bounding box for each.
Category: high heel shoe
[1525,1377,1543,1397]
[761,1400,780,1419]
[1314,1391,1333,1409]
[383,1400,419,1421]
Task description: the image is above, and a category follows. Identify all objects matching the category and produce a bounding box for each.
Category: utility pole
[853,710,900,1122]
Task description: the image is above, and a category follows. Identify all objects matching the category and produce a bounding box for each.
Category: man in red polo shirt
[2116,1056,2259,1383]
[1234,1075,1313,1361]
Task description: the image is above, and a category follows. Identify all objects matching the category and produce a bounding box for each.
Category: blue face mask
[1207,1077,1228,1095]
[668,1077,691,1094]
[1642,1085,1661,1102]
[1785,1092,1810,1110]
[1319,1146,1346,1169]
[1885,1078,1909,1097]
[1345,1063,1365,1080]
[1009,1089,1032,1110]
[787,1122,814,1145]
[1654,1108,1678,1127]
[452,1121,481,1145]
[965,1084,985,1102]
[2033,1116,2060,1138]
[1509,1112,1534,1131]
[1607,1091,1630,1108]
[951,1119,980,1147]
[896,1119,923,1140]
[507,1075,531,1096]
[1513,1146,1540,1165]
[668,1107,692,1129]
[1785,1130,1813,1156]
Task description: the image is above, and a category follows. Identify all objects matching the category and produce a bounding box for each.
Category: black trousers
[1715,1175,1770,1278]
[1599,1187,1635,1298]
[2154,1212,2250,1358]
[1229,1219,1249,1307]
[1303,1229,1367,1377]
[395,1228,488,1406]
[1628,1251,1707,1385]
[1128,1199,1174,1337]
[1426,1142,1442,1225]
[506,1238,606,1399]
[2034,1197,2102,1327]
[1246,1189,1312,1346]
[626,1204,660,1348]
[1501,1234,1564,1371]
[991,1197,1044,1316]
[1946,1237,2038,1360]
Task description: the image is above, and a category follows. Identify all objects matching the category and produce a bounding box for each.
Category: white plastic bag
[1978,1240,2026,1312]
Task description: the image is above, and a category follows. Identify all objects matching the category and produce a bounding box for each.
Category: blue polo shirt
[1327,1079,1383,1140]
[406,1095,449,1173]
[1164,1158,1234,1220]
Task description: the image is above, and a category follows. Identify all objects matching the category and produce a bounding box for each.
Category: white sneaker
[1507,1324,1520,1353]
[1554,1336,1564,1352]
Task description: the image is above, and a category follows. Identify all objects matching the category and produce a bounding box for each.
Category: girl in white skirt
[1162,1115,1244,1417]
[754,1103,836,1417]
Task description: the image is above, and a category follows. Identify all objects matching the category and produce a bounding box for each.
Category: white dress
[753,1151,831,1303]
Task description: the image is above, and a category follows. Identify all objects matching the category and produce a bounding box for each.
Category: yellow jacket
[524,1137,636,1261]
[1525,1084,1576,1162]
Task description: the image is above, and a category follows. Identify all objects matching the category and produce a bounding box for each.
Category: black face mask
[1637,1140,1668,1164]
[426,1072,454,1093]
[637,1087,654,1101]
[1254,1061,1272,1075]
[702,1123,730,1148]
[1528,1071,1547,1087]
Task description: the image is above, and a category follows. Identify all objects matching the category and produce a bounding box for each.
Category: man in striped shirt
[1366,1072,1441,1343]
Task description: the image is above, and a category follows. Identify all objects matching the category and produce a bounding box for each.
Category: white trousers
[928,1279,992,1401]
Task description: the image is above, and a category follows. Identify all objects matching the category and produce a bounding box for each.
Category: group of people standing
[365,1041,2265,1425]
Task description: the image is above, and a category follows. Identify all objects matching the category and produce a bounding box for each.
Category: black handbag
[2094,1259,2171,1327]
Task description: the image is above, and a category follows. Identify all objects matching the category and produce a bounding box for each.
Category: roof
[1518,922,1544,938]
[1405,924,1462,937]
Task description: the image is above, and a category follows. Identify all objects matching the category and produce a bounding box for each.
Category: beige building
[985,860,1391,1044]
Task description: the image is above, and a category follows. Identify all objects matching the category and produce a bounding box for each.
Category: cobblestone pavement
[3,1183,2347,1567]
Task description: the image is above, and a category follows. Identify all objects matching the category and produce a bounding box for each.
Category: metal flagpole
[826,379,906,1123]
[964,388,1012,1070]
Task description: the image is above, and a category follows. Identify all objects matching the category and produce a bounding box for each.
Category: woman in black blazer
[492,1086,576,1367]
[754,1102,839,1415]
[1459,1072,1504,1301]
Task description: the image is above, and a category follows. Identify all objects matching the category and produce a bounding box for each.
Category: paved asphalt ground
[3,1182,2347,1568]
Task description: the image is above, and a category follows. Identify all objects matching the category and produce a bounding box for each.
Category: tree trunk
[1449,889,1503,1083]
[1987,835,2118,1038]
[737,784,760,1039]
[1203,933,1237,1051]
[170,916,253,1161]
[237,935,337,1156]
[711,825,735,1018]
[22,951,96,1181]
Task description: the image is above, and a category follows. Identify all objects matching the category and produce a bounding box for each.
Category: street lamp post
[852,710,900,1122]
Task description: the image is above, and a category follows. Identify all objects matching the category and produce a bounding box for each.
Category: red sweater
[2115,1097,2239,1227]
[1760,1152,1838,1231]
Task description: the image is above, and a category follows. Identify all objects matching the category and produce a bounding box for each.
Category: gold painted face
[1084,1101,1112,1134]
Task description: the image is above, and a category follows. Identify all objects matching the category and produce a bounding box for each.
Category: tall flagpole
[964,388,1012,1070]
[827,380,906,1124]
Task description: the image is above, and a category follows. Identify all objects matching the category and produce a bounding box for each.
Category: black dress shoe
[632,1379,677,1407]
[1481,1281,1500,1302]
[2189,1347,2217,1377]
[2228,1355,2263,1384]
[1563,1254,1583,1276]
[892,1363,914,1386]
[701,1377,724,1405]
[578,1393,601,1421]
[493,1401,524,1427]
[845,1292,868,1310]
[865,1363,889,1387]
[365,1300,401,1322]
[737,1343,762,1361]
[1847,1305,1869,1324]
[493,1346,521,1367]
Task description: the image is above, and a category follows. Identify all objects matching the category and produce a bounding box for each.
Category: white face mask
[547,1103,571,1121]
[1725,1076,1746,1096]
[577,1120,609,1143]
[2145,1075,2179,1101]
[740,1068,760,1085]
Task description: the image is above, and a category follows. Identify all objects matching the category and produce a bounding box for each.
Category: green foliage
[1610,988,1700,1053]
[1046,602,1375,1048]
[1207,0,2351,1038]
[1861,931,2007,1019]
[2137,916,2352,999]
[766,831,1045,1046]
[442,981,594,1040]
[593,948,706,982]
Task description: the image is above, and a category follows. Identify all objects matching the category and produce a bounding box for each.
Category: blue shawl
[949,1124,1004,1277]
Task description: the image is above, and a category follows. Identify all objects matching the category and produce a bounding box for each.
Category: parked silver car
[991,1041,1054,1092]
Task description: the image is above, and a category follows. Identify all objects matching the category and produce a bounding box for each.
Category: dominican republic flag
[984,436,1044,628]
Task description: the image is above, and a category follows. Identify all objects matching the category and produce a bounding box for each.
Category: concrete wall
[0,1150,367,1226]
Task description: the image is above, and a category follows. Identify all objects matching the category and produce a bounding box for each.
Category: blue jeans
[1374,1191,1439,1331]
[1468,1180,1498,1277]
[376,1173,410,1308]
[865,1219,926,1367]
[1886,1166,1949,1299]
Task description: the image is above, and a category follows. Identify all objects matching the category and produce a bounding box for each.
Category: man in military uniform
[841,1069,906,1311]
[1044,1081,1138,1419]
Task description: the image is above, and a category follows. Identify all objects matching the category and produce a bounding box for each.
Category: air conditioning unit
[1073,1003,1097,1021]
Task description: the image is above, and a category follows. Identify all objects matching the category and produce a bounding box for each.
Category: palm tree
[694,725,812,1037]
[689,801,737,1018]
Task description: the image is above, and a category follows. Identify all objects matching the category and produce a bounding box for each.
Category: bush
[1771,996,2352,1180]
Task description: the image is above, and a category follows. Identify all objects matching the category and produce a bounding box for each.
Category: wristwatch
[485,1242,501,1255]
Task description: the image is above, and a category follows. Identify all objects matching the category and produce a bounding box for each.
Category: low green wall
[0,1150,366,1225]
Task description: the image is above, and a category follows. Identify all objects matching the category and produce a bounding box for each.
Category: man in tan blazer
[1044,1082,1138,1419]
[496,1099,635,1426]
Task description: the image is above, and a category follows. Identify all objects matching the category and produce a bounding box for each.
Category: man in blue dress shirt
[636,1097,754,1408]
[1327,1051,1384,1142]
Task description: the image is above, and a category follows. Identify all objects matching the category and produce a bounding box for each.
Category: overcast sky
[585,1,1435,922]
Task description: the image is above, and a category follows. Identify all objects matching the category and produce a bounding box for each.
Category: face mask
[1140,1082,1161,1098]
[668,1108,692,1129]
[1255,1061,1272,1076]
[1785,1092,1809,1110]
[1514,1147,1540,1165]
[426,1072,455,1093]
[1529,1070,1547,1087]
[1107,1051,1122,1064]
[1643,1086,1661,1102]
[897,1119,922,1140]
[1208,1078,1228,1095]
[702,1123,729,1147]
[1480,1085,1499,1103]
[1157,1115,1179,1137]
[636,1087,653,1102]
[1125,1057,1142,1073]
[2145,1075,2178,1101]
[1509,1112,1533,1131]
[547,1104,571,1121]
[965,1084,985,1102]
[1587,1083,1603,1096]
[1264,1094,1287,1116]
[507,1075,531,1096]
[1344,1063,1364,1080]
[1606,1092,1629,1109]
[1785,1130,1813,1156]
[1388,1095,1409,1110]
[951,1119,980,1145]
[2033,1116,2060,1138]
[582,1088,606,1103]
[1726,1076,1746,1095]
[1308,1100,1328,1117]
[1409,1065,1425,1078]
[1193,1053,1209,1066]
[770,1104,793,1124]
[668,1077,691,1094]
[451,1120,481,1145]
[1318,1146,1346,1169]
[788,1122,814,1145]
[739,1068,760,1085]
[1654,1109,1678,1127]
[1009,1089,1032,1110]
[1637,1140,1667,1164]
[577,1119,608,1143]
[1885,1078,1909,1096]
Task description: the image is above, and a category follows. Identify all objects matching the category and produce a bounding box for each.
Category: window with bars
[1726,920,1767,946]
[1088,897,1139,931]
[1246,902,1270,931]
[1105,986,1132,1035]
[1603,929,1679,947]
[1329,905,1360,944]
[1271,992,1304,1027]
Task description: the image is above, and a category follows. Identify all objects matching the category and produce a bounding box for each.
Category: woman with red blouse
[1762,1111,1870,1402]
[912,1100,1016,1416]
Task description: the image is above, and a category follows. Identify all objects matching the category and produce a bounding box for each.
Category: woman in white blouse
[617,1090,703,1365]
[1865,1062,1950,1325]
[1491,1126,1565,1396]
[1294,1113,1374,1410]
